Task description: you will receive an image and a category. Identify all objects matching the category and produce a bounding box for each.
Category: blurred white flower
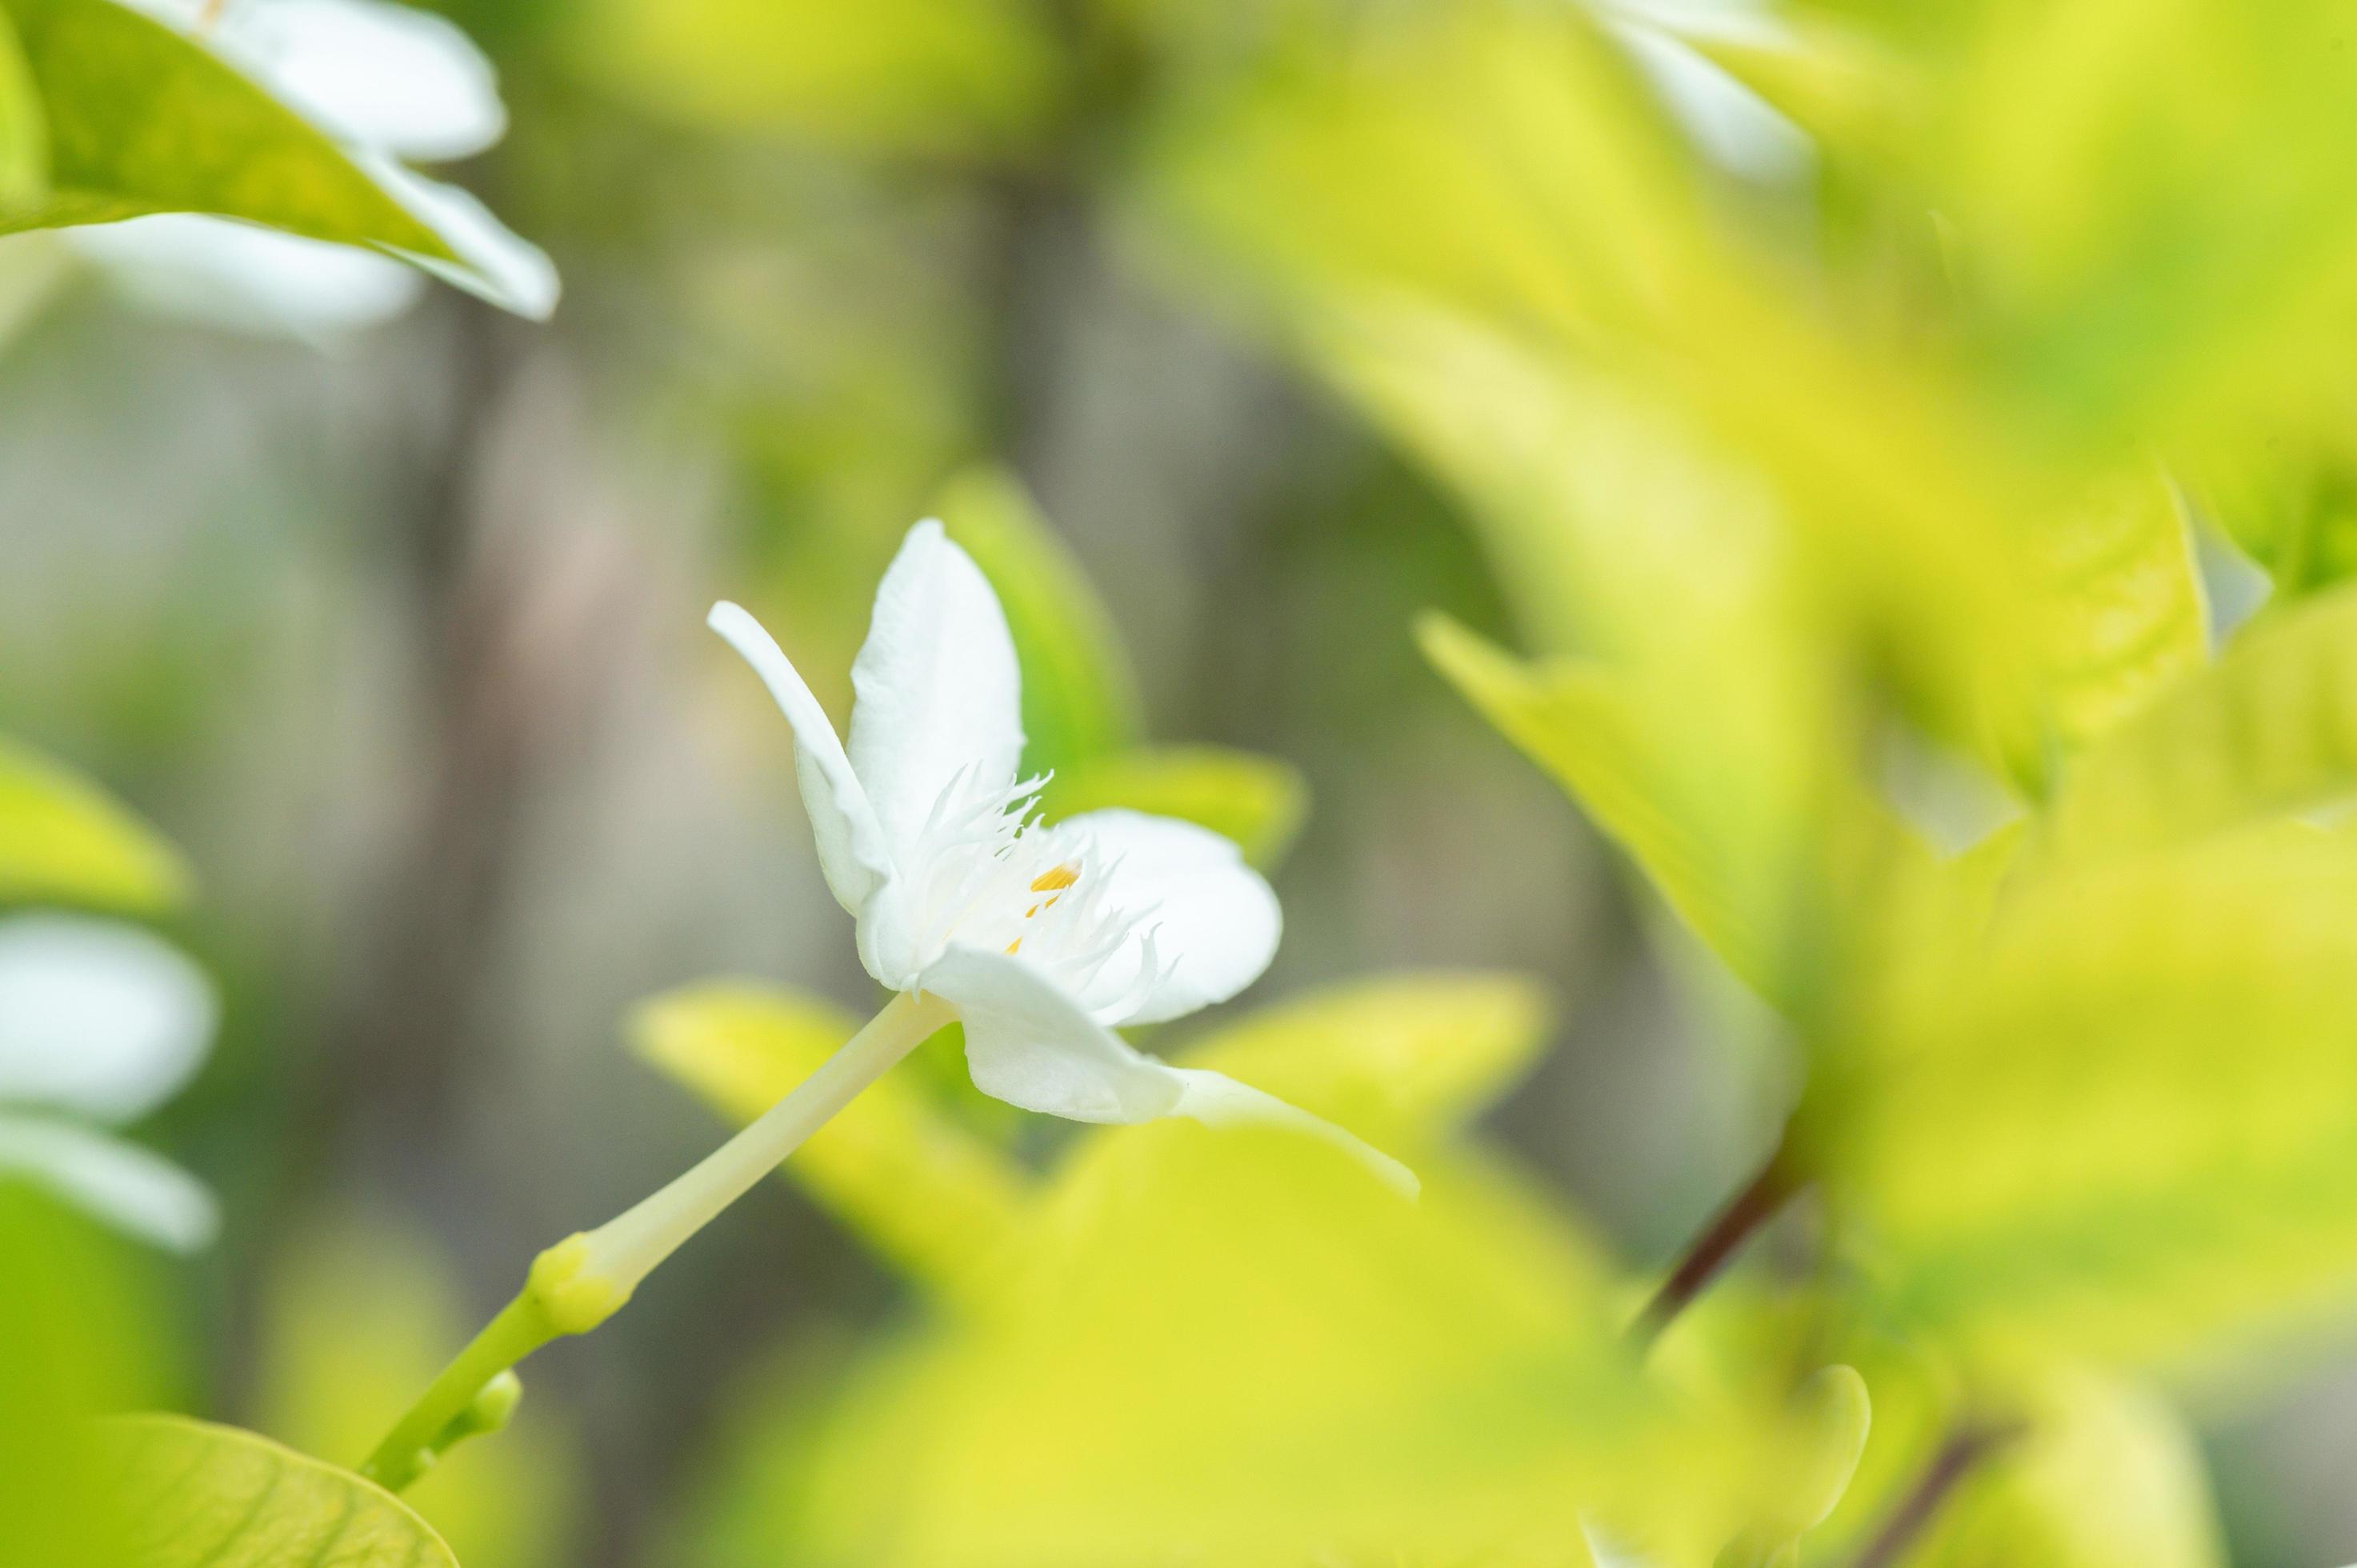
[68,0,555,336]
[0,913,220,1250]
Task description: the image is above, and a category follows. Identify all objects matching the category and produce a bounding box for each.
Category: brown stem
[1848,1421,2018,1568]
[1630,1142,1803,1349]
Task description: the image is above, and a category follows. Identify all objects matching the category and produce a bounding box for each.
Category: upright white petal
[922,946,1414,1194]
[846,522,1026,851]
[1042,810,1282,1025]
[710,602,898,918]
[0,1114,221,1253]
[0,916,217,1125]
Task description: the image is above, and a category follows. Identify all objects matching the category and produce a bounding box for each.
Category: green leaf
[2040,578,2357,866]
[0,1185,169,1567]
[1827,830,2357,1377]
[934,465,1142,778]
[575,0,1062,158]
[0,735,190,911]
[102,1414,458,1566]
[0,0,550,314]
[630,982,1030,1307]
[1175,972,1552,1154]
[0,3,46,214]
[2190,426,2357,602]
[1038,744,1307,871]
[253,1214,582,1568]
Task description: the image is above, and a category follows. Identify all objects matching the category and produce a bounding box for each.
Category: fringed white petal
[1037,810,1281,1025]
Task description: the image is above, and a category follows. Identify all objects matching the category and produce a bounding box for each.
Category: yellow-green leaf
[1830,830,2357,1377]
[0,2,44,214]
[1176,972,1552,1154]
[934,464,1142,777]
[1915,1368,2224,1568]
[2040,578,2357,866]
[575,0,1062,158]
[0,735,190,911]
[2027,465,2208,758]
[1420,616,1796,998]
[1715,1365,1873,1568]
[1038,744,1307,870]
[702,1119,1748,1568]
[103,1414,458,1567]
[630,981,1029,1307]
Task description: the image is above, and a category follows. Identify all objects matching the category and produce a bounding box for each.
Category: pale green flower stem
[361,989,954,1492]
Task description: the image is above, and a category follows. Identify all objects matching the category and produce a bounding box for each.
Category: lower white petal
[0,1116,220,1253]
[0,915,217,1123]
[1040,809,1281,1025]
[922,946,1413,1194]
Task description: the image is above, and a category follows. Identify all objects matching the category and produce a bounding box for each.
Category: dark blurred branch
[1848,1421,2019,1568]
[1629,1138,1802,1349]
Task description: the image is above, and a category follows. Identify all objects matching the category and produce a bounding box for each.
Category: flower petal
[710,601,898,917]
[1043,809,1282,1025]
[228,0,509,162]
[846,521,1026,850]
[0,1114,221,1253]
[0,915,216,1124]
[922,945,1413,1194]
[71,216,426,339]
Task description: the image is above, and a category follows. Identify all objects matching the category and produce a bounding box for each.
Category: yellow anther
[1030,863,1080,893]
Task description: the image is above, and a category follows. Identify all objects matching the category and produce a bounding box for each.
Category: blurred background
[7,0,2357,1563]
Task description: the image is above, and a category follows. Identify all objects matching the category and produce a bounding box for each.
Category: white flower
[0,913,220,1251]
[359,522,1409,1489]
[66,0,556,335]
[707,520,1413,1188]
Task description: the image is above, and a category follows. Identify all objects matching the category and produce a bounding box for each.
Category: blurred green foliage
[0,734,188,910]
[19,0,2357,1561]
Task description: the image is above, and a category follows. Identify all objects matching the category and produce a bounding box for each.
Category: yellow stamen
[1030,863,1079,893]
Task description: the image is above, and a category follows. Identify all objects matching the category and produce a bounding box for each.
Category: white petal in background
[0,914,218,1124]
[214,0,506,161]
[0,1114,221,1253]
[67,216,427,340]
[113,0,504,162]
[77,0,556,334]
